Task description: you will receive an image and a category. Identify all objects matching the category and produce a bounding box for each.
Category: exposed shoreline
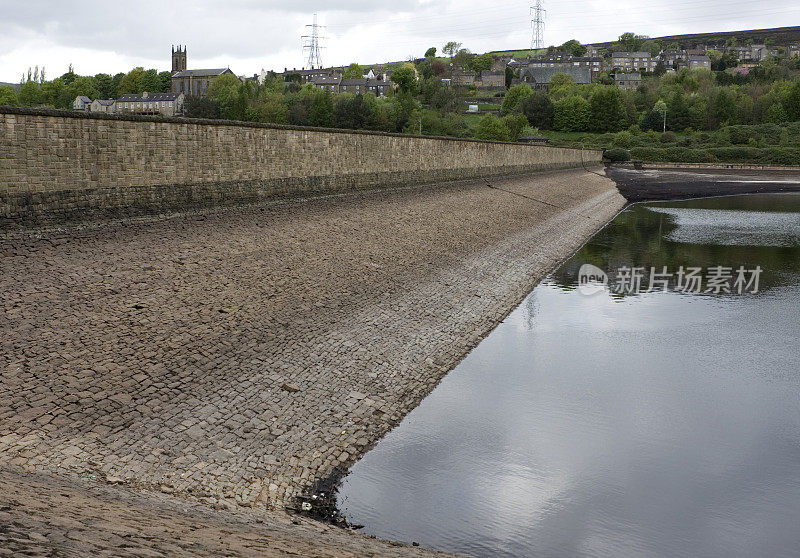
[1,167,625,555]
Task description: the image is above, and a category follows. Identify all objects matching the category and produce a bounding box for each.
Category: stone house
[311,76,341,93]
[116,92,185,116]
[687,55,711,69]
[451,69,475,86]
[789,45,800,58]
[90,99,116,113]
[660,49,687,68]
[366,79,393,97]
[518,67,592,90]
[528,55,603,79]
[611,52,656,72]
[614,73,642,90]
[339,78,368,94]
[473,71,506,89]
[73,96,91,111]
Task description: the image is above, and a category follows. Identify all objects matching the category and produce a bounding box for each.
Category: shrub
[521,91,554,129]
[613,131,632,148]
[473,114,510,141]
[501,113,530,141]
[603,147,631,162]
[553,95,589,132]
[660,131,677,143]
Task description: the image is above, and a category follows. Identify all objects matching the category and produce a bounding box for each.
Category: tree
[502,113,529,140]
[208,73,244,120]
[501,83,533,115]
[416,57,433,80]
[431,60,447,76]
[452,49,474,70]
[41,78,67,108]
[257,92,289,124]
[142,69,162,92]
[342,63,363,79]
[553,95,589,131]
[521,90,554,129]
[117,67,146,94]
[640,39,663,58]
[334,94,374,129]
[469,53,493,75]
[640,110,663,132]
[588,86,626,132]
[473,114,510,141]
[158,71,173,92]
[713,88,738,126]
[95,73,115,99]
[559,39,587,57]
[442,41,462,59]
[183,95,221,119]
[65,75,98,103]
[548,72,576,95]
[308,89,334,127]
[60,65,76,86]
[0,85,18,106]
[784,80,800,121]
[390,64,417,94]
[618,32,646,51]
[425,47,437,58]
[17,80,43,107]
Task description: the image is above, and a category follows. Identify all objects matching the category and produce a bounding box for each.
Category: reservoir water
[336,193,800,558]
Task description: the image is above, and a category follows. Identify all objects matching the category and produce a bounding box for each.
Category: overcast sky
[1,0,799,82]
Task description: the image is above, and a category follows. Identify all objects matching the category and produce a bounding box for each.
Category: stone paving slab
[0,466,453,557]
[1,168,626,553]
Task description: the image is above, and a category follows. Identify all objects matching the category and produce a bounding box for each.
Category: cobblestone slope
[1,168,625,553]
[0,466,451,557]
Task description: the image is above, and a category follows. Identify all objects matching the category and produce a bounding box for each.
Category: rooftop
[171,69,232,78]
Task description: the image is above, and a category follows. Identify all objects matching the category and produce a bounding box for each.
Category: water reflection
[337,193,800,558]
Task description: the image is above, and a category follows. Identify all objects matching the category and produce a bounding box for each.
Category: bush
[660,131,677,143]
[473,114,510,141]
[521,91,554,129]
[553,95,589,131]
[603,147,631,162]
[613,131,632,148]
[629,146,800,165]
[502,113,530,141]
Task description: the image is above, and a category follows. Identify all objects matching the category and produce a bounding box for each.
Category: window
[169,101,173,107]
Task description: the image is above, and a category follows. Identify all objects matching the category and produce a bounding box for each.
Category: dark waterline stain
[336,192,800,558]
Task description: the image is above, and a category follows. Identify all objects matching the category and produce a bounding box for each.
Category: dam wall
[0,106,601,230]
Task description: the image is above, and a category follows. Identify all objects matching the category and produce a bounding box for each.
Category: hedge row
[630,147,800,165]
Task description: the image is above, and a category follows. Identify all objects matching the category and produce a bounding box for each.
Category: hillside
[594,25,800,48]
[491,26,800,56]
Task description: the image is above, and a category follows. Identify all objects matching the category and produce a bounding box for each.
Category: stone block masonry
[0,106,600,231]
[0,168,625,518]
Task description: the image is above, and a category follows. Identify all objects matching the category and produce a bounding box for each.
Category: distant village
[53,34,800,118]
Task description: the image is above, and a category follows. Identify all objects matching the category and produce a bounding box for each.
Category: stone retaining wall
[0,106,600,230]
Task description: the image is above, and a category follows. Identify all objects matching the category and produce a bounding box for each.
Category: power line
[301,13,326,68]
[530,1,545,50]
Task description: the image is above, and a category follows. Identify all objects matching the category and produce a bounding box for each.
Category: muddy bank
[606,165,800,202]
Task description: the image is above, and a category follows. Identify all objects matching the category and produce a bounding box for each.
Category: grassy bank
[539,123,800,165]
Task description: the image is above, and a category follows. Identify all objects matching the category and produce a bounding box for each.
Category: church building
[170,46,235,97]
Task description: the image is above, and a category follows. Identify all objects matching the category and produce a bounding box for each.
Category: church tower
[172,45,187,73]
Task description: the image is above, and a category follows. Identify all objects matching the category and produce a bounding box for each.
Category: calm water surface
[337,193,800,558]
